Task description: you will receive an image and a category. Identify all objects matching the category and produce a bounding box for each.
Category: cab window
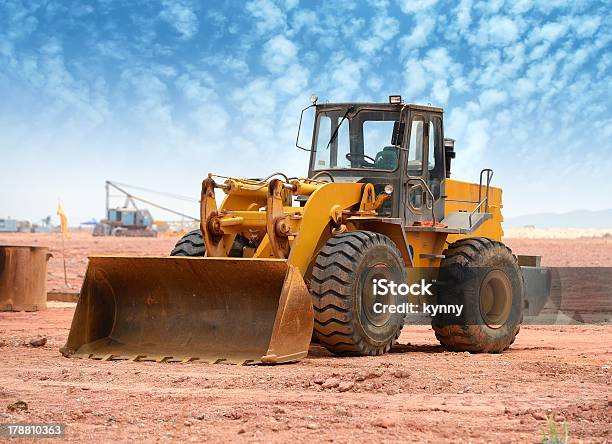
[363,120,398,170]
[408,116,424,175]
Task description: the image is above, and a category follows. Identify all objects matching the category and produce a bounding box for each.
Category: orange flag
[57,202,68,236]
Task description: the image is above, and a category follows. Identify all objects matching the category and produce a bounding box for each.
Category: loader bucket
[60,256,314,365]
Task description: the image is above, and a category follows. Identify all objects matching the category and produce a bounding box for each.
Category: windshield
[312,108,400,171]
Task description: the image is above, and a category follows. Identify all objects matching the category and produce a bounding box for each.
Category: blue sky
[0,0,610,225]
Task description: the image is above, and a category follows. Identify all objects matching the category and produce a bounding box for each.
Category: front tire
[310,231,406,356]
[170,229,206,256]
[432,237,524,353]
[170,229,248,257]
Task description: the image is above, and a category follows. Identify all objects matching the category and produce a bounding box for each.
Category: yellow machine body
[444,178,504,243]
[62,173,503,364]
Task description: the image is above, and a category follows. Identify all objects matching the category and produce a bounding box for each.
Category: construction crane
[93,181,199,237]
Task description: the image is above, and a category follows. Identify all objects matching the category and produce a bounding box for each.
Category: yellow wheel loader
[61,96,550,364]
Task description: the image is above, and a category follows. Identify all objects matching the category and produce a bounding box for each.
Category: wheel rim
[362,263,395,327]
[479,270,512,329]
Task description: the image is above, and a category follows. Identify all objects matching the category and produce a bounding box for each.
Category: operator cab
[301,97,448,225]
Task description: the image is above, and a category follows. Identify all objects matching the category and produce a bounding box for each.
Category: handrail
[406,176,436,224]
[469,169,493,227]
[468,199,487,227]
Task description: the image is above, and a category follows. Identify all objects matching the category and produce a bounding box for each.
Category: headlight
[384,184,394,195]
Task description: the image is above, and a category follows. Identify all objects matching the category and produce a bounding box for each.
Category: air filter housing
[444,138,456,178]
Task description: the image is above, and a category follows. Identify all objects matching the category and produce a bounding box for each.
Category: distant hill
[504,209,612,229]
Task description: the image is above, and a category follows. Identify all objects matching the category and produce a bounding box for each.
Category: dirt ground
[0,232,611,442]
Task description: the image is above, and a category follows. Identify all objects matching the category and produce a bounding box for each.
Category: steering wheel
[346,152,376,167]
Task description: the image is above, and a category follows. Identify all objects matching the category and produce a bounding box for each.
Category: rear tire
[310,231,406,356]
[170,229,248,257]
[432,237,524,353]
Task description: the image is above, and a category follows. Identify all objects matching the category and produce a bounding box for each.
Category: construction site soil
[1,232,610,442]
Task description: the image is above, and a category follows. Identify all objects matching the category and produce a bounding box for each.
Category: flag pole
[57,200,70,289]
[60,231,68,287]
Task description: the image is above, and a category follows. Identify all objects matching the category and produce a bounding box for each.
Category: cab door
[403,110,445,225]
[426,113,446,223]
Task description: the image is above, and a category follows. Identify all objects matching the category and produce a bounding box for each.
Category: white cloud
[403,58,427,97]
[190,102,230,141]
[371,14,399,41]
[558,46,590,78]
[480,0,507,14]
[478,89,507,110]
[262,35,298,73]
[175,73,214,103]
[326,55,364,100]
[283,0,299,10]
[445,108,491,176]
[398,0,438,14]
[451,76,469,93]
[525,58,556,89]
[431,79,449,104]
[232,78,277,117]
[572,15,601,39]
[367,75,383,92]
[290,9,319,34]
[473,15,520,47]
[274,63,309,94]
[159,0,198,40]
[509,0,532,14]
[203,56,250,78]
[245,0,286,34]
[473,42,526,87]
[403,48,461,103]
[462,118,490,160]
[528,42,550,61]
[528,21,567,47]
[455,0,472,33]
[357,14,399,55]
[512,78,535,99]
[368,0,390,8]
[120,66,176,131]
[399,16,435,52]
[422,48,454,78]
[538,22,567,42]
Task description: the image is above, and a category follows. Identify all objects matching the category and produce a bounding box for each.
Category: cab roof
[316,102,444,113]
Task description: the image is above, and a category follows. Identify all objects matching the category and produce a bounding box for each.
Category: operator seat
[374,146,399,170]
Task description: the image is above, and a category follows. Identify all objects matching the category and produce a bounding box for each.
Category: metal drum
[0,245,51,311]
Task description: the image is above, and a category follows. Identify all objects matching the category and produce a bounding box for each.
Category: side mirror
[391,121,405,146]
[296,104,316,152]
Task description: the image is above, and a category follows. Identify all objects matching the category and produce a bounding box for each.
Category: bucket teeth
[136,356,158,363]
[76,353,259,365]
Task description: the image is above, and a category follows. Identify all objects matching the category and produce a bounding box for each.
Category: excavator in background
[61,95,550,364]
